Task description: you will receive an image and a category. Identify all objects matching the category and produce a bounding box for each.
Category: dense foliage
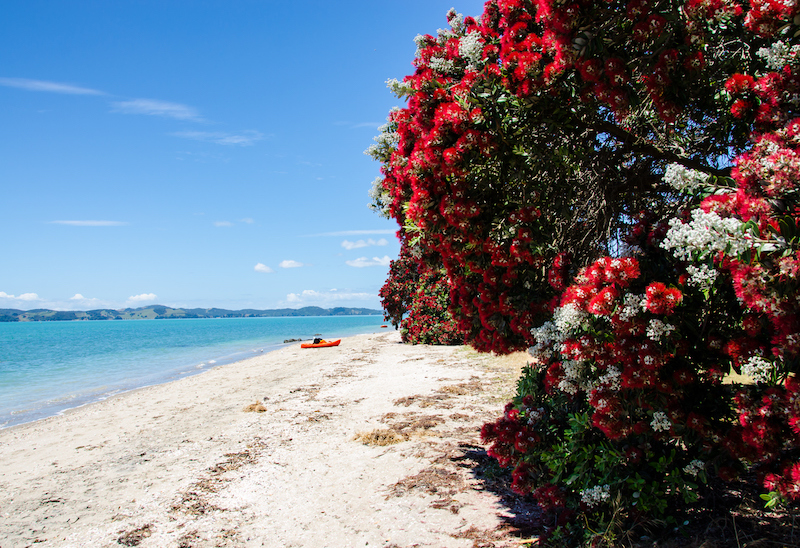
[379,240,463,344]
[369,0,800,543]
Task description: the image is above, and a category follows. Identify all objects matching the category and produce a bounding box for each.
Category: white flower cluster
[446,8,465,33]
[580,484,611,507]
[530,303,587,358]
[742,355,775,383]
[651,411,672,432]
[386,78,413,98]
[598,365,622,391]
[459,30,485,69]
[757,40,800,70]
[686,263,719,290]
[414,34,428,59]
[529,321,561,360]
[368,177,392,218]
[661,209,749,261]
[557,359,586,394]
[618,293,646,321]
[683,459,705,477]
[558,379,580,394]
[364,114,400,163]
[663,163,710,193]
[646,319,676,342]
[554,303,588,333]
[429,56,456,74]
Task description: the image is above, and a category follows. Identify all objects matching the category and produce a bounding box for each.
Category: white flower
[529,320,563,360]
[558,379,579,395]
[757,40,800,70]
[651,411,672,432]
[661,208,749,261]
[686,263,719,290]
[742,355,775,383]
[599,365,622,391]
[581,484,611,507]
[663,164,710,193]
[683,459,705,477]
[386,78,413,98]
[554,303,588,334]
[646,319,676,342]
[429,56,456,74]
[619,293,646,321]
[459,31,484,69]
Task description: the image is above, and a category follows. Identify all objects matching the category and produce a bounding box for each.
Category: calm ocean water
[0,315,387,429]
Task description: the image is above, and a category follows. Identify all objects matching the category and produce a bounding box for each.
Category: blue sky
[0,0,486,311]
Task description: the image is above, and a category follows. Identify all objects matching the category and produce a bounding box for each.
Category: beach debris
[389,466,465,498]
[243,401,266,413]
[116,523,153,546]
[353,428,408,446]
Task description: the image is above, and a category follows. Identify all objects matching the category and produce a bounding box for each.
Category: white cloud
[341,238,388,250]
[112,99,201,121]
[284,289,376,305]
[172,130,264,146]
[214,221,233,227]
[279,260,304,268]
[70,293,85,300]
[346,256,392,268]
[254,263,274,273]
[0,77,104,95]
[50,220,127,226]
[3,292,38,301]
[128,293,157,303]
[0,292,41,304]
[240,218,254,224]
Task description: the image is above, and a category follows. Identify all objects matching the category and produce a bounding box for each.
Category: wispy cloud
[112,98,202,121]
[346,256,392,268]
[351,122,382,129]
[128,293,157,303]
[172,130,264,146]
[0,77,104,95]
[214,221,233,227]
[341,238,388,250]
[240,218,254,224]
[50,220,128,226]
[308,229,396,237]
[279,260,305,268]
[254,263,274,273]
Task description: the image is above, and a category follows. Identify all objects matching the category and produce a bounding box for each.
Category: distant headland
[0,305,384,322]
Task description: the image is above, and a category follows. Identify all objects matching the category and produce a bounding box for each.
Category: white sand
[0,330,532,548]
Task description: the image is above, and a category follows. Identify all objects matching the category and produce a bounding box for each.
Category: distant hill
[0,305,384,322]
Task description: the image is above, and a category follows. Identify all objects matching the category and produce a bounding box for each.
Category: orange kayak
[301,339,341,348]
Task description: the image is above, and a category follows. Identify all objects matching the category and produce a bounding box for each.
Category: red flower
[645,283,683,315]
[725,73,755,94]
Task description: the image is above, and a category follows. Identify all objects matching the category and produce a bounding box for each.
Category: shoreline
[0,330,532,547]
[0,318,388,430]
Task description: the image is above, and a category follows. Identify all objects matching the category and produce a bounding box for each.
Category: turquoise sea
[0,315,387,429]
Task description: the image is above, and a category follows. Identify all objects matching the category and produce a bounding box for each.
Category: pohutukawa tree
[369,0,800,543]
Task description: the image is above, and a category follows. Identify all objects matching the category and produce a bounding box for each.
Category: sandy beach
[0,330,535,548]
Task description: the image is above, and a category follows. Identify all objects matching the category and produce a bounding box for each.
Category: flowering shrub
[379,240,419,329]
[400,265,463,345]
[379,240,463,345]
[370,0,800,543]
[482,224,754,543]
